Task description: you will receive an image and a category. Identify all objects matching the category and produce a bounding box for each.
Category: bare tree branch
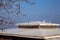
[0,0,34,31]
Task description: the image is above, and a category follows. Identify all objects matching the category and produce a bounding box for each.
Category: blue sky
[13,0,60,24]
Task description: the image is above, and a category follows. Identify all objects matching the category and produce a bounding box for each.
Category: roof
[15,21,60,26]
[0,28,60,39]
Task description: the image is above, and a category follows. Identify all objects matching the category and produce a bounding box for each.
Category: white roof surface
[0,28,60,39]
[16,21,60,26]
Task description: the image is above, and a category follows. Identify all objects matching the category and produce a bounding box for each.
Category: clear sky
[12,0,60,24]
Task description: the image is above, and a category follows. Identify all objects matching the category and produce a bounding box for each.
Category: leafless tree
[0,0,34,14]
[0,0,34,31]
